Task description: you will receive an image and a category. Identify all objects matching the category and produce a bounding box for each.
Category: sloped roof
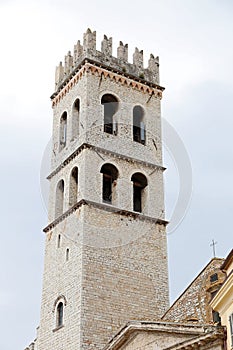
[221,249,233,270]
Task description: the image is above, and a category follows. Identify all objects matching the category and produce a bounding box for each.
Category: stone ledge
[47,142,166,180]
[43,199,168,233]
[52,325,64,333]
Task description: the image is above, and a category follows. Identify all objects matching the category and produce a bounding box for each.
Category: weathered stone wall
[103,322,226,350]
[36,212,84,350]
[162,258,225,324]
[54,29,160,91]
[36,29,169,350]
[81,206,168,350]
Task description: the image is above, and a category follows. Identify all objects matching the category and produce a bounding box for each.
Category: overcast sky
[0,1,233,349]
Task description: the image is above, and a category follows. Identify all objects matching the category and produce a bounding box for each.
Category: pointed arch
[131,172,147,213]
[100,163,118,204]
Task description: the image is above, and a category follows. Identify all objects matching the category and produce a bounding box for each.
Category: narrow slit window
[57,234,61,248]
[56,302,64,328]
[66,248,70,261]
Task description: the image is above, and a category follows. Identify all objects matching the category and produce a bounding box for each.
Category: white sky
[0,1,233,349]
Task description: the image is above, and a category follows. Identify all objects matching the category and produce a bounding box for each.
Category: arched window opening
[72,99,80,140]
[59,112,67,151]
[131,173,147,213]
[57,234,61,248]
[69,167,78,207]
[100,163,118,204]
[101,94,118,135]
[66,248,70,261]
[133,106,145,145]
[55,179,64,218]
[56,302,64,328]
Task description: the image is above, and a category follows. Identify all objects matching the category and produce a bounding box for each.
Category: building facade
[31,29,169,350]
[211,249,233,349]
[162,258,226,324]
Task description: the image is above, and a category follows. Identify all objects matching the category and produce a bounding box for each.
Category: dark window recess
[101,94,118,135]
[103,174,113,203]
[57,234,61,248]
[210,290,218,300]
[210,273,218,283]
[133,125,141,143]
[133,184,143,212]
[100,164,118,204]
[104,113,113,134]
[66,248,70,261]
[57,302,64,327]
[212,311,221,324]
[133,106,145,145]
[131,173,147,213]
[74,99,80,111]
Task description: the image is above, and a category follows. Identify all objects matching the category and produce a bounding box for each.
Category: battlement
[55,28,160,91]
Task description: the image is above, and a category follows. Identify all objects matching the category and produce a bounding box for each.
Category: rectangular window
[210,273,218,283]
[230,313,233,346]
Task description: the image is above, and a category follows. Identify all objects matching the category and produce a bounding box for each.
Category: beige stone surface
[35,29,169,350]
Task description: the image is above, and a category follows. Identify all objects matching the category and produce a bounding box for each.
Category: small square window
[210,273,218,283]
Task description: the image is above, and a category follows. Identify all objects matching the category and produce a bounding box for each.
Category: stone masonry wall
[83,206,169,350]
[36,29,169,350]
[162,258,225,324]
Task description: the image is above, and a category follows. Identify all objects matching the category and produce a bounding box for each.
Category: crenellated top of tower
[54,28,160,91]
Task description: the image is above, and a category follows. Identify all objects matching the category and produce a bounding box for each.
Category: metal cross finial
[210,239,217,257]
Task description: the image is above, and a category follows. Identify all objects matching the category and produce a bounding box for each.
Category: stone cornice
[47,142,165,180]
[103,321,224,350]
[43,199,168,233]
[163,328,225,350]
[51,59,165,107]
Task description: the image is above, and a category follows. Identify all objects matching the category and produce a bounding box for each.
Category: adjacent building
[211,249,233,349]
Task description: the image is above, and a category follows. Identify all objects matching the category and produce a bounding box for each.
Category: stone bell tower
[36,28,169,350]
